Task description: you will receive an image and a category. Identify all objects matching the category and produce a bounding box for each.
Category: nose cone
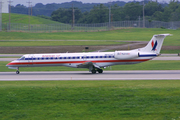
[6,60,19,67]
[6,61,19,69]
[6,62,12,67]
[6,62,15,67]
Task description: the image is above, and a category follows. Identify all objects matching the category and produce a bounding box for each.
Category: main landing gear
[16,67,20,74]
[91,69,103,74]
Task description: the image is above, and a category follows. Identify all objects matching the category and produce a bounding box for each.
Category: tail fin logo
[151,40,157,51]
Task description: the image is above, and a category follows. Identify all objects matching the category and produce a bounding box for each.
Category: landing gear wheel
[97,69,103,73]
[91,69,97,74]
[16,71,20,74]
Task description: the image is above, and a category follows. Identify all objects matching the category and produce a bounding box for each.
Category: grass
[0,27,179,54]
[0,28,179,53]
[0,40,125,46]
[2,13,61,25]
[2,13,70,32]
[1,14,179,48]
[161,50,180,54]
[0,28,179,46]
[0,80,180,120]
[1,60,180,72]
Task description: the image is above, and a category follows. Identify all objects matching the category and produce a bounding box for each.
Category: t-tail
[140,34,172,54]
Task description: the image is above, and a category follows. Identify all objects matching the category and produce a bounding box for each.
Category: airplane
[6,34,171,74]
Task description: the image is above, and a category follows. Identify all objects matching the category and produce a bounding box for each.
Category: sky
[12,0,170,6]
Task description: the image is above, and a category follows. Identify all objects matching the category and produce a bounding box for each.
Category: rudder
[141,34,171,54]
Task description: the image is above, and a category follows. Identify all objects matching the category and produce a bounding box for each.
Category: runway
[0,70,180,81]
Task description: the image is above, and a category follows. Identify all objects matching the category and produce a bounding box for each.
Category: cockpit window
[19,56,25,60]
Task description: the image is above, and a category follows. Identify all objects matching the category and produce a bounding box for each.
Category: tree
[168,0,179,12]
[86,4,109,23]
[170,4,180,21]
[162,6,172,22]
[123,2,142,20]
[51,8,82,23]
[152,11,163,21]
[34,3,44,8]
[77,11,89,23]
[111,4,125,21]
[145,1,163,16]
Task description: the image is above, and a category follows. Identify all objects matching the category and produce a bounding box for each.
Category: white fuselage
[6,51,156,69]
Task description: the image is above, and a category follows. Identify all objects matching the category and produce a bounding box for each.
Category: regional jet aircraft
[6,34,171,74]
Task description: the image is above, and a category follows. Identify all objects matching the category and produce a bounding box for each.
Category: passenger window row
[23,56,114,60]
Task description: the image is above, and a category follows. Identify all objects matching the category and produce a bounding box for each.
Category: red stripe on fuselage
[7,59,150,66]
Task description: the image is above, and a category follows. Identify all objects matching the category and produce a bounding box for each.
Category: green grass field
[0,40,125,46]
[0,28,179,46]
[0,28,180,53]
[2,13,68,31]
[1,60,180,72]
[0,80,180,120]
[2,13,61,25]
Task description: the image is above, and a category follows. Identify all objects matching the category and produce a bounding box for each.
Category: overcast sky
[12,0,170,6]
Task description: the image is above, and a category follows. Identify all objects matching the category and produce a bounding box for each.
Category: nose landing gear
[16,67,20,74]
[16,70,20,74]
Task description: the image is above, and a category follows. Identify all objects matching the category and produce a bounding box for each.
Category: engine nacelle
[138,52,158,57]
[114,51,139,60]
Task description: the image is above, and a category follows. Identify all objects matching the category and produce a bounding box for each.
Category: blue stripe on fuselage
[139,54,157,57]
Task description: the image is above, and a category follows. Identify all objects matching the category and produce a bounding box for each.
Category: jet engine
[114,51,139,60]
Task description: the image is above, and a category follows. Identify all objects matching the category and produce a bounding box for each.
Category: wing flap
[77,62,100,69]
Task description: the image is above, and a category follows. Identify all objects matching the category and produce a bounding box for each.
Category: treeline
[51,0,180,24]
[11,1,126,17]
[11,0,180,24]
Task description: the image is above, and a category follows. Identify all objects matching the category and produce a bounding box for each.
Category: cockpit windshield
[19,56,25,60]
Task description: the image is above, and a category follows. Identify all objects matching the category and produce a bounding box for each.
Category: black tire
[91,69,96,74]
[16,71,20,74]
[97,69,103,73]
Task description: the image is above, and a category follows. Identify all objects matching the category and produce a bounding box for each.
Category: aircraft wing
[77,61,100,69]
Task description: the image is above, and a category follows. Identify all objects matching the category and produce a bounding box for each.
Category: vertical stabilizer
[141,34,171,54]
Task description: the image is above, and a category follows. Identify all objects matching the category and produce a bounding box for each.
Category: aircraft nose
[6,60,18,67]
[6,62,13,67]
